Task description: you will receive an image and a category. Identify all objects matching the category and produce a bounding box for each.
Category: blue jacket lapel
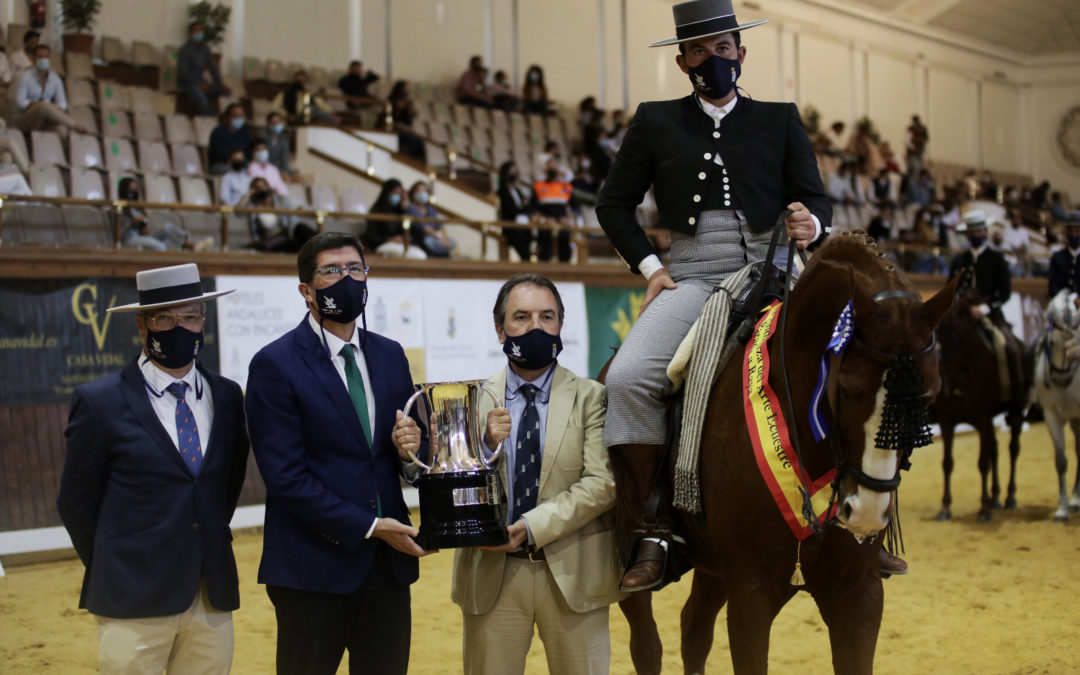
[119,359,194,476]
[293,318,373,454]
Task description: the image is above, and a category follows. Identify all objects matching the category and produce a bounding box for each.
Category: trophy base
[417,469,509,550]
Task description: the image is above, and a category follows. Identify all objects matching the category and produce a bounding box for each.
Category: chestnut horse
[611,232,956,674]
[933,290,1030,521]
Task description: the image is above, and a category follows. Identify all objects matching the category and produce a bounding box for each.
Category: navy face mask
[1068,235,1080,250]
[503,328,563,371]
[313,275,368,324]
[688,54,741,100]
[967,235,987,250]
[146,326,203,369]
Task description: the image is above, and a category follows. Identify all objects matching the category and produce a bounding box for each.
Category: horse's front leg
[815,574,883,675]
[1068,418,1080,515]
[937,422,955,520]
[1047,410,1070,521]
[618,592,662,675]
[1004,407,1023,510]
[681,570,728,675]
[724,574,784,675]
[976,419,998,522]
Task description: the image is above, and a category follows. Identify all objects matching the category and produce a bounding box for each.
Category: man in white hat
[595,0,841,591]
[57,263,249,674]
[948,210,1024,401]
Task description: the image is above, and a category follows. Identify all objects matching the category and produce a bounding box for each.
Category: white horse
[1033,290,1080,521]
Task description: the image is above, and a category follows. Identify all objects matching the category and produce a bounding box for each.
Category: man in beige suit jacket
[393,273,624,674]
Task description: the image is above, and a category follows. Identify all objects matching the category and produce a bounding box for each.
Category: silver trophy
[402,381,509,549]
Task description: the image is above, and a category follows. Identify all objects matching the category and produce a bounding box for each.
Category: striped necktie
[166,382,202,473]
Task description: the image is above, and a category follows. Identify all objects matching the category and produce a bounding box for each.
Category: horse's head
[793,233,956,541]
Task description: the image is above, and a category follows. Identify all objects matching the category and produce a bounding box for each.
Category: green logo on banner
[585,286,646,379]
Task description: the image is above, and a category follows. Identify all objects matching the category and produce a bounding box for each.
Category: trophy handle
[479,384,505,469]
[400,388,432,472]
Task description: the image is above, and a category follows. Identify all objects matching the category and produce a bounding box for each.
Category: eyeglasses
[146,313,206,331]
[313,264,369,280]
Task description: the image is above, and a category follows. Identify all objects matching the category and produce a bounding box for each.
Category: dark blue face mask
[503,328,563,371]
[313,275,368,324]
[146,326,203,369]
[688,53,741,100]
[1068,235,1080,250]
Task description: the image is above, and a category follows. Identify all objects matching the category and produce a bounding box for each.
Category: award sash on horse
[743,301,836,540]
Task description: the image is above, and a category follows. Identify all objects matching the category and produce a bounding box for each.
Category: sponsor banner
[0,278,220,407]
[215,277,588,391]
[584,286,646,379]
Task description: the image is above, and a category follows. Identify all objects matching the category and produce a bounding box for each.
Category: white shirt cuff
[810,214,823,242]
[638,254,664,279]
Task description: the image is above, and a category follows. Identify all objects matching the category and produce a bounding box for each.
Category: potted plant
[188,1,231,54]
[59,0,102,55]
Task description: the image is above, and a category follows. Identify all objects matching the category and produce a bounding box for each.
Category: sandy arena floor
[2,423,1079,673]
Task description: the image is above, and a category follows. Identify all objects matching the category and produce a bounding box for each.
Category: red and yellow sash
[743,302,837,540]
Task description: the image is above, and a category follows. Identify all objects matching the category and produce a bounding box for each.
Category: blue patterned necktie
[166,382,202,473]
[510,384,542,523]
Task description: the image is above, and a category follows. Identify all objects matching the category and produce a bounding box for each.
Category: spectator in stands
[7,29,38,78]
[979,170,997,200]
[490,70,521,112]
[608,110,627,144]
[536,141,573,182]
[1049,191,1069,222]
[905,114,928,176]
[220,150,252,206]
[239,176,316,252]
[406,180,453,258]
[827,161,862,229]
[338,60,380,108]
[1049,221,1080,298]
[1029,180,1051,209]
[531,166,574,262]
[1001,209,1031,276]
[583,125,614,186]
[0,118,30,174]
[388,80,425,161]
[13,44,85,138]
[274,70,337,126]
[908,168,935,208]
[117,177,210,251]
[872,167,897,230]
[248,139,288,196]
[578,96,603,130]
[521,65,550,115]
[0,45,15,91]
[177,21,230,116]
[498,160,536,261]
[264,112,299,181]
[457,56,491,107]
[824,121,848,159]
[366,178,426,259]
[208,103,251,175]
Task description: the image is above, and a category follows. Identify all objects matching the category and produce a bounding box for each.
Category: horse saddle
[729,261,790,344]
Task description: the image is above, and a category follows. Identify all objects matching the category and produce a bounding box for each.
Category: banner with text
[0,278,220,407]
[584,286,646,379]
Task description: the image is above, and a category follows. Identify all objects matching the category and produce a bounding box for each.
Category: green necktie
[339,344,373,447]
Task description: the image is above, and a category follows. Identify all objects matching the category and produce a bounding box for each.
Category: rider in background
[948,209,1024,402]
[1048,221,1080,300]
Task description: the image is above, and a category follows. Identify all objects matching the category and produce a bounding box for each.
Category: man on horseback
[948,209,1026,403]
[1048,221,1080,300]
[595,0,873,592]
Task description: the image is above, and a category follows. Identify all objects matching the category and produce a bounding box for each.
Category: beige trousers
[95,582,233,675]
[15,101,79,138]
[462,556,611,675]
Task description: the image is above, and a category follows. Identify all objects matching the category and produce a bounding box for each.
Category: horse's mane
[804,231,910,294]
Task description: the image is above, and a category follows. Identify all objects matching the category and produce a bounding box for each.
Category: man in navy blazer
[58,263,248,674]
[246,232,430,675]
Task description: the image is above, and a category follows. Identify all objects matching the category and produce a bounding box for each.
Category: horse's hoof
[1005,497,1018,510]
[935,510,951,521]
[1069,503,1080,514]
[1053,510,1068,522]
[991,500,1002,510]
[977,512,992,523]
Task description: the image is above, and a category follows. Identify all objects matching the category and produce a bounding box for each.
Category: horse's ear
[920,276,958,329]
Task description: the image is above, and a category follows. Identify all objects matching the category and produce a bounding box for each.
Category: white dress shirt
[140,356,214,458]
[637,94,822,279]
[306,313,381,538]
[15,68,67,113]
